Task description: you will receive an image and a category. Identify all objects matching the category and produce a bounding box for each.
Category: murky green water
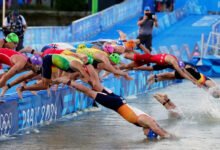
[1,79,220,150]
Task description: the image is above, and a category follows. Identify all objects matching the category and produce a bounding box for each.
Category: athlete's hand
[194,81,202,88]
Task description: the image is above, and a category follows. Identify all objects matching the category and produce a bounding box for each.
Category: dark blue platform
[191,56,220,77]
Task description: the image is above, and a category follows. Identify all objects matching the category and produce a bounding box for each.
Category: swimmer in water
[121,52,201,87]
[53,76,173,139]
[148,63,220,98]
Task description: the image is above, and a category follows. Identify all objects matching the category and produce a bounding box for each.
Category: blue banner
[0,65,180,136]
[18,90,62,129]
[0,100,18,136]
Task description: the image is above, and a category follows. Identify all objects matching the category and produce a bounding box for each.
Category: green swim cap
[5,33,19,43]
[87,55,94,64]
[78,44,87,49]
[109,53,120,64]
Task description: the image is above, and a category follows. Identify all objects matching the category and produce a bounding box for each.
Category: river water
[1,80,220,150]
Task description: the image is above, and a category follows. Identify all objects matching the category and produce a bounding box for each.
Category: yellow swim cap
[77,44,87,49]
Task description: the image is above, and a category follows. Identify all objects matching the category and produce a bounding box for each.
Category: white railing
[204,32,220,56]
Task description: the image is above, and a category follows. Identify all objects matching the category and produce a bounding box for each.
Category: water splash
[181,86,220,122]
[0,135,16,141]
[202,87,220,119]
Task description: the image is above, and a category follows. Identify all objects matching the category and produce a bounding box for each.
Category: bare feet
[47,88,51,97]
[16,87,23,99]
[147,74,155,88]
[0,86,8,97]
[21,82,37,96]
[117,30,127,40]
[53,76,70,84]
[124,74,133,80]
[153,93,174,109]
[30,91,37,95]
[154,93,181,118]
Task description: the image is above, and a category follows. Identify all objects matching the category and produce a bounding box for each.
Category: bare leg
[16,79,50,99]
[148,72,176,86]
[70,61,90,83]
[85,64,103,92]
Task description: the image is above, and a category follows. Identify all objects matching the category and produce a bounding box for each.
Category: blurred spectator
[155,0,174,12]
[166,0,174,11]
[155,0,164,12]
[2,10,27,51]
[137,6,158,52]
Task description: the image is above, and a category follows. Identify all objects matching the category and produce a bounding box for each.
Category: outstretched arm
[133,65,153,71]
[98,60,132,80]
[0,56,28,87]
[119,61,140,70]
[53,77,97,99]
[172,62,200,86]
[19,47,42,55]
[1,70,37,96]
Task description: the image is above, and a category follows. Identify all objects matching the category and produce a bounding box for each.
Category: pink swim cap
[103,44,114,54]
[193,52,200,57]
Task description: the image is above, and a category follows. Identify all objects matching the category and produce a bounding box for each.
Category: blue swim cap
[147,129,158,140]
[116,40,124,46]
[41,45,53,52]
